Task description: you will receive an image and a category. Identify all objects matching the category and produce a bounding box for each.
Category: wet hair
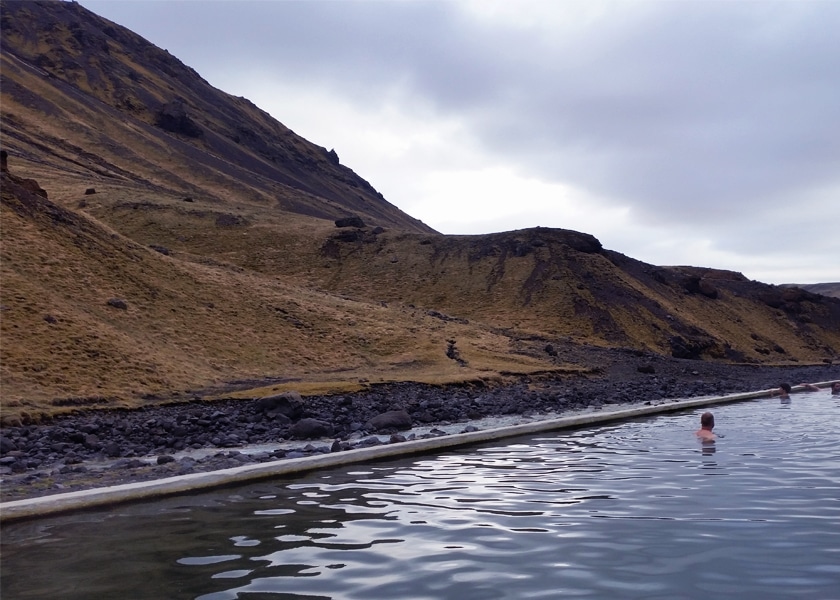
[780,383,792,393]
[700,412,714,428]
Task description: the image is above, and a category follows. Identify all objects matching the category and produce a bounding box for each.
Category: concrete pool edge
[1,383,834,523]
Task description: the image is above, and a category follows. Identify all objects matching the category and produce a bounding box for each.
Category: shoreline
[2,387,790,523]
[1,358,837,509]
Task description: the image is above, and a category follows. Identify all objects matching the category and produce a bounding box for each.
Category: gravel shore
[2,348,836,504]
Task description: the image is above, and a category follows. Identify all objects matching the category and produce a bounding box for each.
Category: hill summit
[2,0,838,421]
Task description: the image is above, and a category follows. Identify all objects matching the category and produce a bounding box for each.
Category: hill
[782,283,840,300]
[2,0,838,422]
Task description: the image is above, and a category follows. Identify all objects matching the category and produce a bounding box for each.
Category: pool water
[2,392,839,599]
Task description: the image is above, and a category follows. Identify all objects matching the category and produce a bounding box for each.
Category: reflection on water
[2,393,839,600]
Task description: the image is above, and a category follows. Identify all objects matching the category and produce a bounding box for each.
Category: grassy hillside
[1,0,838,423]
[2,170,579,420]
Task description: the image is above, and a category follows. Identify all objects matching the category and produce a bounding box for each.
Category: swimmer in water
[774,382,792,400]
[831,382,840,395]
[695,411,716,442]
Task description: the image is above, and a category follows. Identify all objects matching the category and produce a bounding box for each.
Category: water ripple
[2,394,839,599]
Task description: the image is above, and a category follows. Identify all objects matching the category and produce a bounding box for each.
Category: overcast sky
[79,0,839,285]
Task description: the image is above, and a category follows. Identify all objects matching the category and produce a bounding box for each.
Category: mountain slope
[2,167,551,416]
[1,0,838,422]
[0,0,433,232]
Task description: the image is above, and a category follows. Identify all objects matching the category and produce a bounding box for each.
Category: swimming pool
[2,391,838,599]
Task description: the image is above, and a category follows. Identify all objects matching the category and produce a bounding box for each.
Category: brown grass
[4,171,836,424]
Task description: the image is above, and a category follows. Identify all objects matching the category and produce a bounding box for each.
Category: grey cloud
[189,1,838,231]
[460,4,840,222]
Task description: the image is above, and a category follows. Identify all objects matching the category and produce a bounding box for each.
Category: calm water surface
[2,393,839,599]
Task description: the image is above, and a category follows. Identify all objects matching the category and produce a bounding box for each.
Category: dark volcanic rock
[256,392,303,420]
[155,98,202,138]
[0,354,837,503]
[365,410,412,432]
[290,418,333,440]
[335,215,366,228]
[106,297,128,310]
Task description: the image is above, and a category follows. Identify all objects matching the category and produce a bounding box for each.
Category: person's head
[700,412,714,429]
[779,383,792,394]
[832,382,840,394]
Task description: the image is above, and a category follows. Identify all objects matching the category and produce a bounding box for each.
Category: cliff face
[1,1,838,420]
